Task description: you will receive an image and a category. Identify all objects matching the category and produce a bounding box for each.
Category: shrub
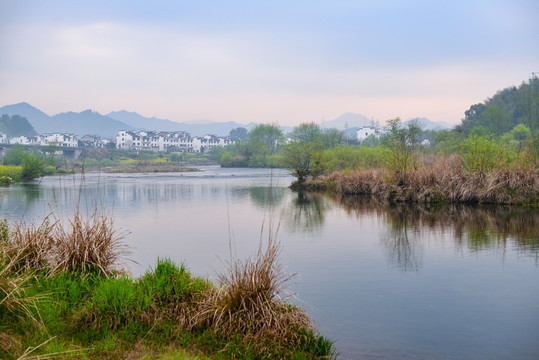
[53,210,129,276]
[20,152,44,181]
[459,135,503,173]
[194,230,314,347]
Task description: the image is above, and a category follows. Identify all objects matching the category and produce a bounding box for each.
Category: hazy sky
[1,0,537,126]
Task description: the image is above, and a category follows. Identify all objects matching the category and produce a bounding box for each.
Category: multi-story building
[116,130,233,153]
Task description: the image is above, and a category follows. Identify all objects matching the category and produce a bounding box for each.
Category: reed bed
[314,154,538,205]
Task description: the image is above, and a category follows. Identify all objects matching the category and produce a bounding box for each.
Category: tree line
[216,76,538,185]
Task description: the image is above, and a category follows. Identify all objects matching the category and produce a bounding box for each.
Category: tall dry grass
[53,209,129,276]
[194,224,312,345]
[0,220,45,329]
[319,154,538,204]
[3,219,56,272]
[0,209,128,277]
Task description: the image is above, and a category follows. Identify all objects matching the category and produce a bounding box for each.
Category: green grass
[0,215,334,359]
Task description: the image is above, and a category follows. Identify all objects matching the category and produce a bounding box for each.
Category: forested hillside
[459,77,538,136]
[0,114,37,137]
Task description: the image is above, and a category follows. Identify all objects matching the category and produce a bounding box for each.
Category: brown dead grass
[53,209,129,276]
[193,225,312,344]
[317,154,538,204]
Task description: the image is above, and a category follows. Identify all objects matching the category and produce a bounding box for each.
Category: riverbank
[297,160,538,205]
[0,212,334,360]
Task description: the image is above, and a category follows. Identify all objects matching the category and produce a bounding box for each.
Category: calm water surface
[1,166,538,360]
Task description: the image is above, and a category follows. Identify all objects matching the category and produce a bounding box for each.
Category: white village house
[9,133,78,147]
[356,126,382,142]
[116,130,234,153]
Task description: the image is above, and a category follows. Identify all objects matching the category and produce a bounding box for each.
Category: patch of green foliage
[1,252,334,359]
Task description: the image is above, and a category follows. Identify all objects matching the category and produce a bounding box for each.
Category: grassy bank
[0,213,333,359]
[299,155,538,205]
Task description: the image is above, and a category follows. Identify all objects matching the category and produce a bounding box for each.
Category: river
[1,166,538,359]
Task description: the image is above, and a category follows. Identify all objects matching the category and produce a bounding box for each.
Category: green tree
[321,128,345,148]
[383,118,422,181]
[3,144,27,165]
[282,141,323,184]
[229,127,249,141]
[290,122,322,142]
[246,124,284,167]
[248,124,284,154]
[459,135,502,173]
[431,129,464,154]
[20,152,44,181]
[282,123,325,184]
[510,124,531,141]
[479,103,512,135]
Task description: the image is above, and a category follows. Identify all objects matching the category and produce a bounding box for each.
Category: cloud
[0,1,537,126]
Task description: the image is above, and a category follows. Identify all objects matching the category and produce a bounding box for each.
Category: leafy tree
[510,124,531,141]
[20,152,44,181]
[283,123,347,184]
[431,129,464,154]
[229,127,249,141]
[282,141,323,184]
[459,135,502,173]
[321,128,345,148]
[383,118,422,181]
[290,123,322,142]
[244,124,284,167]
[3,144,27,165]
[479,103,512,135]
[248,124,284,155]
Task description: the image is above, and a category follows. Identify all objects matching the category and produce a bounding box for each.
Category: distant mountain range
[323,112,453,131]
[106,110,259,137]
[0,102,453,139]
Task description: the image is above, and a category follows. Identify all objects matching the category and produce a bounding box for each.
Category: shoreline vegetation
[296,154,538,206]
[0,211,334,359]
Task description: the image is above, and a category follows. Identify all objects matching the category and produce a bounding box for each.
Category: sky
[0,0,537,126]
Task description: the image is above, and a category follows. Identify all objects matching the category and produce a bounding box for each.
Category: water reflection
[300,193,539,268]
[382,205,423,271]
[0,182,44,218]
[284,192,328,234]
[249,187,286,208]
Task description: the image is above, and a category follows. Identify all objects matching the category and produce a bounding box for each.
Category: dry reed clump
[312,153,538,205]
[327,169,388,196]
[53,210,129,276]
[194,231,312,345]
[3,219,56,272]
[0,241,43,327]
[0,219,50,327]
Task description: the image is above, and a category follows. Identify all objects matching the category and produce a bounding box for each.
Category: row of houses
[0,133,80,147]
[116,130,234,153]
[0,129,235,153]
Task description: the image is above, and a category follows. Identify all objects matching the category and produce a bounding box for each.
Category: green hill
[0,114,37,137]
[460,77,539,136]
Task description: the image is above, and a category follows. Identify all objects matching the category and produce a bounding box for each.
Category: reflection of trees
[334,194,539,264]
[248,187,286,208]
[381,206,423,271]
[284,191,329,233]
[21,183,41,205]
